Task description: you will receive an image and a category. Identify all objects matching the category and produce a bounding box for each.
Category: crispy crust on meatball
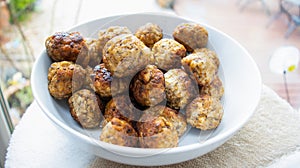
[130,65,165,106]
[48,61,85,99]
[135,23,163,48]
[164,69,197,110]
[92,64,128,98]
[141,105,187,137]
[104,95,139,126]
[173,23,208,52]
[182,52,218,86]
[45,32,89,66]
[103,34,152,77]
[186,95,223,130]
[68,89,104,128]
[100,118,138,147]
[152,39,186,71]
[200,76,224,100]
[137,116,178,148]
[97,26,132,57]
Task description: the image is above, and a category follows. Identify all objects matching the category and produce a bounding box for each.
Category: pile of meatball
[46,22,224,148]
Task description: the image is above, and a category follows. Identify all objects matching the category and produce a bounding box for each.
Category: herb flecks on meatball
[135,23,163,48]
[100,118,138,147]
[200,76,224,100]
[182,52,218,86]
[86,38,102,67]
[103,34,152,77]
[152,39,186,71]
[173,23,208,52]
[164,69,197,110]
[48,61,85,99]
[186,95,223,130]
[97,26,132,57]
[193,48,220,68]
[68,89,104,128]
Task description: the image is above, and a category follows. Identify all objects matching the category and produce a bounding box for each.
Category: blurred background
[0,0,299,166]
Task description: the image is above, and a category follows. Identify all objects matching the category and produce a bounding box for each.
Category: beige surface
[89,85,300,167]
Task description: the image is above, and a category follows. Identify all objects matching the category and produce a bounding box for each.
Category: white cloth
[5,85,300,167]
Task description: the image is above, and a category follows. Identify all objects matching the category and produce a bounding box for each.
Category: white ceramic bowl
[31,13,261,166]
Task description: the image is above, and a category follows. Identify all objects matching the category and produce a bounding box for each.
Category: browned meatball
[68,89,104,129]
[48,61,85,99]
[86,38,102,67]
[92,64,128,98]
[103,34,152,77]
[100,117,138,147]
[45,32,89,67]
[200,76,224,100]
[97,26,132,57]
[173,23,208,52]
[103,95,139,126]
[164,69,197,110]
[182,51,218,86]
[141,105,187,137]
[130,65,165,106]
[186,95,223,130]
[135,23,163,48]
[152,39,186,71]
[194,48,220,68]
[137,116,178,148]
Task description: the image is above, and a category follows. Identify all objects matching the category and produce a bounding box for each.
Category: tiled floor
[21,0,300,108]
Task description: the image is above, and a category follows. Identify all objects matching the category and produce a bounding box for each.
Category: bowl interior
[32,13,261,153]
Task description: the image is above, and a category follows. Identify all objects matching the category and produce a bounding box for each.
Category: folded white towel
[5,101,95,168]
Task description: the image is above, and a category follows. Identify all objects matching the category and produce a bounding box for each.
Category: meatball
[103,34,152,77]
[164,69,197,110]
[200,76,224,100]
[135,23,163,48]
[142,105,187,137]
[92,64,128,98]
[48,61,85,99]
[186,95,223,130]
[181,51,218,86]
[100,118,138,147]
[86,38,102,67]
[130,65,165,107]
[137,116,178,148]
[194,48,220,68]
[97,26,132,57]
[82,66,95,90]
[173,23,208,52]
[152,39,186,71]
[45,32,89,67]
[103,95,139,126]
[68,89,104,128]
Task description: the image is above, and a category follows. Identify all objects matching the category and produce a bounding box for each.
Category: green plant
[7,85,33,116]
[9,0,37,22]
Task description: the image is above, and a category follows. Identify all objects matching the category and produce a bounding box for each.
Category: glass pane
[0,0,35,128]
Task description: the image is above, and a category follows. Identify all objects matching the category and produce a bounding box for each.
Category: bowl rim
[31,12,262,155]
